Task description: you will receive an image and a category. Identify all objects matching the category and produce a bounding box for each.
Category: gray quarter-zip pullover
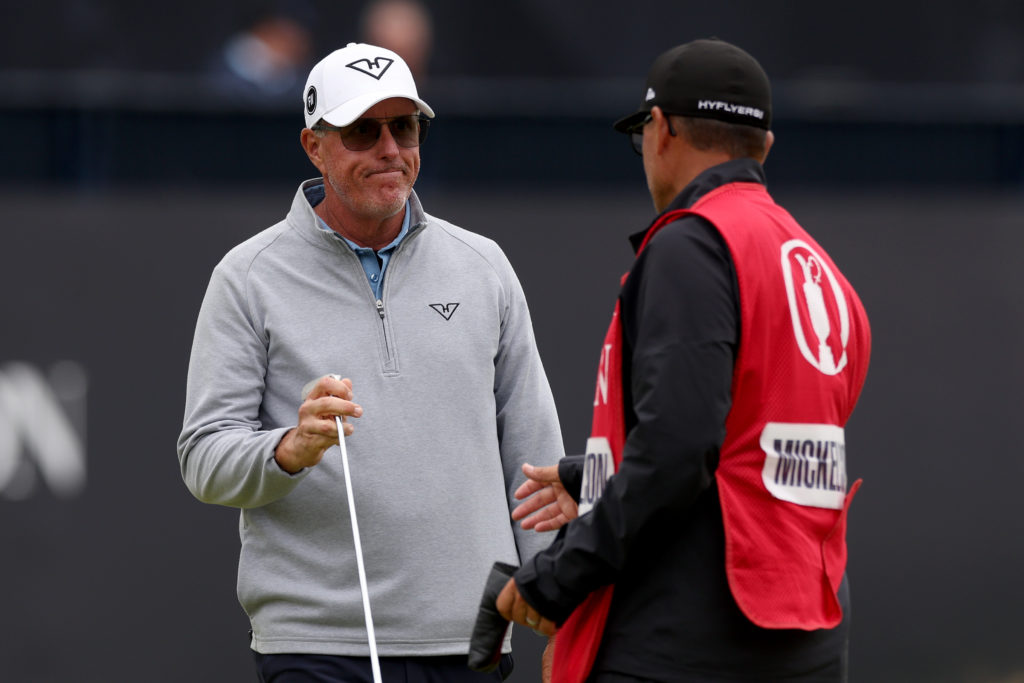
[178,179,564,656]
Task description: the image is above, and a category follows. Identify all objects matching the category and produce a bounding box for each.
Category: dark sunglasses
[313,114,430,152]
[628,113,676,155]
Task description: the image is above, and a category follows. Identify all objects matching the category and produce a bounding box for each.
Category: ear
[649,106,676,155]
[761,130,775,164]
[300,128,327,174]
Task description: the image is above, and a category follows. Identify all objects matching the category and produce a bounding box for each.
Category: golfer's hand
[275,375,362,473]
[496,578,556,637]
[512,463,578,532]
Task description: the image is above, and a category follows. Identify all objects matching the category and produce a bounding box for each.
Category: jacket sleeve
[492,255,566,564]
[177,258,309,509]
[515,217,738,622]
[558,455,586,503]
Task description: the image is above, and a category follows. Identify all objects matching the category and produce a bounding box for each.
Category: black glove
[467,561,518,673]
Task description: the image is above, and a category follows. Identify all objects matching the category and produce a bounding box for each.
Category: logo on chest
[429,303,460,320]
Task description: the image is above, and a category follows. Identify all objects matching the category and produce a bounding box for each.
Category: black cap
[614,38,772,133]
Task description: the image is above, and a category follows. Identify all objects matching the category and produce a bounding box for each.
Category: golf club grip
[467,561,518,673]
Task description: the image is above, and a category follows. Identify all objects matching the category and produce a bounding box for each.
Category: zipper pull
[375,299,385,319]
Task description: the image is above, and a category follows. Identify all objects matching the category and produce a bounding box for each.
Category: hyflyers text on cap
[614,38,771,133]
[303,42,434,129]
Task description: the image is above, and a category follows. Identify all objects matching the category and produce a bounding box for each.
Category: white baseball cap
[302,42,435,129]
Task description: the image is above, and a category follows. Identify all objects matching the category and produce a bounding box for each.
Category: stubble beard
[326,166,416,222]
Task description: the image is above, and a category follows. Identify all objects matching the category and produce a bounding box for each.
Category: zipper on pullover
[346,223,419,377]
[372,228,419,377]
[375,297,398,375]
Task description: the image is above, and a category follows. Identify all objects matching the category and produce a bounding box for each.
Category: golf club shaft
[336,416,382,683]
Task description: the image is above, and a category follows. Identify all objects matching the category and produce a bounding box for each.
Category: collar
[629,158,766,252]
[315,204,411,254]
[301,179,426,249]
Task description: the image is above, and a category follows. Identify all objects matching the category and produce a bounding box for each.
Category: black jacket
[516,159,849,681]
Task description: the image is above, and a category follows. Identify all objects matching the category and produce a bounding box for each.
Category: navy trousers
[252,652,514,683]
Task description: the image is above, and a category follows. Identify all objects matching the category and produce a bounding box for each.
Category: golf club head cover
[467,561,518,673]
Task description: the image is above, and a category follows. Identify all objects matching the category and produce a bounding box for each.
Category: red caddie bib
[552,182,871,681]
[688,182,870,628]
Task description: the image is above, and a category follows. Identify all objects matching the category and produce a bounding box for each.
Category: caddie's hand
[275,375,362,474]
[496,577,556,637]
[512,463,578,532]
[541,635,555,683]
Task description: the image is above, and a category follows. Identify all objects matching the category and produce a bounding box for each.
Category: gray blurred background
[1,1,1023,681]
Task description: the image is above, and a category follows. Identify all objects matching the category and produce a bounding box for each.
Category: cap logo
[306,86,317,115]
[697,99,765,121]
[346,56,395,80]
[645,87,656,102]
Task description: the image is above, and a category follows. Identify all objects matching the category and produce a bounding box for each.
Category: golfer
[178,42,563,682]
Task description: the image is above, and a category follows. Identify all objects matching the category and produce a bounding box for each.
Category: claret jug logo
[781,240,850,376]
